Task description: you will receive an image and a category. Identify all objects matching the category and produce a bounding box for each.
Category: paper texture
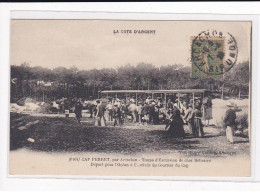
[9,19,251,177]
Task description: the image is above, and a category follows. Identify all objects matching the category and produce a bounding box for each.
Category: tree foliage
[10,61,250,102]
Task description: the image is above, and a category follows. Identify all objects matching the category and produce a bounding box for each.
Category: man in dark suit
[223,102,237,143]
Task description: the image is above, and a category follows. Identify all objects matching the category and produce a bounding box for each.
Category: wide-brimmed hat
[227,102,237,107]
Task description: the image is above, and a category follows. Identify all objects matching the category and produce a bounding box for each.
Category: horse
[126,103,138,123]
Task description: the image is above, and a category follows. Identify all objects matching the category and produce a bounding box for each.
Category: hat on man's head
[227,101,237,107]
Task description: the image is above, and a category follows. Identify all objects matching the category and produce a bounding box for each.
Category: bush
[236,112,248,131]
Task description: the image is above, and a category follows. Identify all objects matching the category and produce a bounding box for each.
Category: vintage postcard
[9,19,251,177]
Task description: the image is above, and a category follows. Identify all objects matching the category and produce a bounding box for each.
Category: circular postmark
[191,30,238,76]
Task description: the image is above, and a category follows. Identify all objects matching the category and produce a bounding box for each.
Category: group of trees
[10,61,250,102]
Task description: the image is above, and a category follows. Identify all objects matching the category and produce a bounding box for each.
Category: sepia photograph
[9,19,251,177]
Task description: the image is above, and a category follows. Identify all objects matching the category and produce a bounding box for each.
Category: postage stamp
[191,30,238,77]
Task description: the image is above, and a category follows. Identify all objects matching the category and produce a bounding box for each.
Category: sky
[10,20,251,70]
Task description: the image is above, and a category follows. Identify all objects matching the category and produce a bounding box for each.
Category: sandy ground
[10,113,250,155]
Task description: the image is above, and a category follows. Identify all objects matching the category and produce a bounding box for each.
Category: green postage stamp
[191,30,238,78]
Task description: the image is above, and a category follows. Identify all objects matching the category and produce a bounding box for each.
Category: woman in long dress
[167,106,185,138]
[202,96,213,126]
[193,105,204,137]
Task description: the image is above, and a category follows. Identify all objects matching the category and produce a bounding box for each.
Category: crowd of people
[48,94,243,143]
[69,95,214,139]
